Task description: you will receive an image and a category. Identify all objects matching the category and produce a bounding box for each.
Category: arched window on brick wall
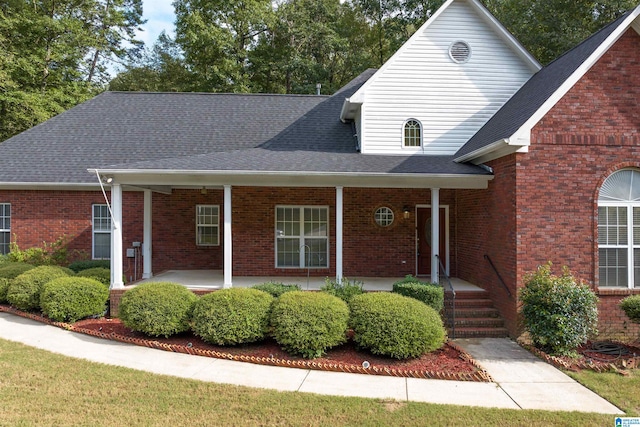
[598,169,640,288]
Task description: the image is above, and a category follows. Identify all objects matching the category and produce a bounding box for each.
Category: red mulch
[70,317,490,381]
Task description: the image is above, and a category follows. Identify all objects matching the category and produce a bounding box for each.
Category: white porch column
[336,186,343,282]
[431,188,440,284]
[110,183,124,289]
[142,189,153,279]
[223,185,233,288]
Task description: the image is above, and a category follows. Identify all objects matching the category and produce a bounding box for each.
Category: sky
[137,0,176,48]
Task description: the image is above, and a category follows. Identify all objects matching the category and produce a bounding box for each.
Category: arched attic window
[403,119,422,148]
[598,169,640,288]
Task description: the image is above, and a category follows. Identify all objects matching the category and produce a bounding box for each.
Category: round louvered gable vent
[449,41,471,63]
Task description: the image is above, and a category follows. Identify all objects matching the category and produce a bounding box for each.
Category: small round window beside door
[449,41,471,63]
[374,207,394,227]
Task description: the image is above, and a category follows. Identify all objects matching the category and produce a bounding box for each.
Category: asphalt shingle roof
[0,91,327,184]
[0,68,490,185]
[454,9,635,160]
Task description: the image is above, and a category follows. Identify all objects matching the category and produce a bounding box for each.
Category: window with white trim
[598,169,640,287]
[92,204,111,259]
[403,119,422,148]
[276,206,328,268]
[196,205,220,246]
[0,203,10,255]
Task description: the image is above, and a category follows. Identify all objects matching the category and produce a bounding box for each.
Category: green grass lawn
[0,337,634,426]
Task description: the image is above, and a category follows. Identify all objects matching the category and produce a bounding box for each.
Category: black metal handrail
[484,254,512,298]
[436,254,456,339]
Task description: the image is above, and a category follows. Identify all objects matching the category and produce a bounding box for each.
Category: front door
[417,207,447,276]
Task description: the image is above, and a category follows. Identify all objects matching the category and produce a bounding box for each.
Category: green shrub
[270,291,349,358]
[320,277,364,302]
[8,236,71,266]
[40,277,109,322]
[392,279,444,312]
[77,268,110,287]
[251,282,300,298]
[0,262,36,279]
[520,263,598,356]
[0,278,10,303]
[68,260,111,273]
[393,275,431,286]
[620,295,640,323]
[349,292,446,359]
[6,266,73,311]
[192,288,274,345]
[118,282,198,337]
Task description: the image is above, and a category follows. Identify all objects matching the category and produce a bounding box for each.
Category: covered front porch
[131,270,484,292]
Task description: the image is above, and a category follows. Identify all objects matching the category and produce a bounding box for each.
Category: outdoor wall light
[403,205,411,219]
[201,187,207,195]
[101,176,113,184]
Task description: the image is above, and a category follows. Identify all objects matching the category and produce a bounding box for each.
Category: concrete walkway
[0,313,623,414]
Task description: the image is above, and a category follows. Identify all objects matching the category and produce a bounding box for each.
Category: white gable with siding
[340,0,541,156]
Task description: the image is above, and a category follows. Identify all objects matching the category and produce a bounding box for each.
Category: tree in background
[173,0,274,92]
[485,0,637,64]
[0,0,144,142]
[109,32,196,92]
[248,0,375,94]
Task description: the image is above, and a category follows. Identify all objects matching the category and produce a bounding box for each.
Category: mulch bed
[519,339,640,374]
[0,304,492,382]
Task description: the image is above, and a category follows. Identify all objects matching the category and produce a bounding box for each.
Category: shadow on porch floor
[132,270,484,292]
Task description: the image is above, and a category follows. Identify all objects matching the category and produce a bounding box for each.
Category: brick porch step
[449,326,510,338]
[444,290,509,339]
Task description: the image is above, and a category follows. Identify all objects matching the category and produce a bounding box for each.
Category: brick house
[0,0,639,339]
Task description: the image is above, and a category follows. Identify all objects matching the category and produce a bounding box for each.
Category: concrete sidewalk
[0,313,623,414]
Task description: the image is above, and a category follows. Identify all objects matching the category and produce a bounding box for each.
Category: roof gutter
[89,168,494,190]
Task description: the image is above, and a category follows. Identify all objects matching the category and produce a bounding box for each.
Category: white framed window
[196,205,220,246]
[598,169,640,288]
[92,204,111,260]
[374,206,394,227]
[0,203,10,255]
[275,206,329,268]
[403,119,422,148]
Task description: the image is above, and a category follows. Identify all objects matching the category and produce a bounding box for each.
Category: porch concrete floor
[132,270,484,292]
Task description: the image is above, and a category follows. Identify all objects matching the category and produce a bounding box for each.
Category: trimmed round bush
[0,262,36,280]
[192,288,274,345]
[118,282,198,337]
[0,278,10,303]
[520,263,598,356]
[270,291,349,358]
[77,267,110,287]
[6,266,73,311]
[320,277,364,302]
[620,295,640,323]
[392,280,444,312]
[40,277,109,322]
[68,259,111,273]
[349,292,446,359]
[251,282,300,298]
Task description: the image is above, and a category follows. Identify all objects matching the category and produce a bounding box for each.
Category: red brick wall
[516,28,640,338]
[151,189,224,271]
[456,155,520,333]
